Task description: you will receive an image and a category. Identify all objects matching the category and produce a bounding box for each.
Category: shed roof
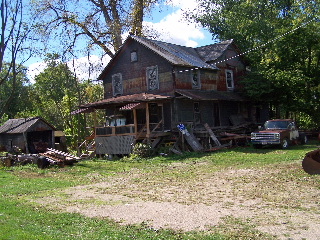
[0,117,56,134]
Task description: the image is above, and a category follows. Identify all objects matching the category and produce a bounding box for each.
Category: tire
[253,144,262,149]
[280,138,289,149]
[37,156,49,169]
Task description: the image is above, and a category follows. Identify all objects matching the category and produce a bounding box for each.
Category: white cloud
[27,62,47,82]
[67,55,110,81]
[27,55,111,83]
[145,0,206,47]
[166,0,198,10]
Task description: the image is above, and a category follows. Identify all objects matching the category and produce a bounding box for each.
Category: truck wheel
[253,144,262,149]
[281,138,289,149]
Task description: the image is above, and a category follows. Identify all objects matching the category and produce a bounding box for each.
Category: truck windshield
[264,121,290,129]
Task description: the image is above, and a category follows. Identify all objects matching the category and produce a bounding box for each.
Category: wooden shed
[0,117,56,153]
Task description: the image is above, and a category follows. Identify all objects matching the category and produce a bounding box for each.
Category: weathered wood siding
[0,134,25,152]
[215,46,246,91]
[102,39,175,98]
[174,66,218,90]
[173,99,215,128]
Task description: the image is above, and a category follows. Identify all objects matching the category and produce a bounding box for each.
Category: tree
[32,53,103,148]
[32,0,163,61]
[0,62,32,119]
[192,0,320,126]
[0,0,35,119]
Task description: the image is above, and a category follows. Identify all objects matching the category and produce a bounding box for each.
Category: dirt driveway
[35,160,320,239]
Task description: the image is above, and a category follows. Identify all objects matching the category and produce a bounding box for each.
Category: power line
[214,18,316,65]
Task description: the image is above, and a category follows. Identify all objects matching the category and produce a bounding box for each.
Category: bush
[132,142,154,158]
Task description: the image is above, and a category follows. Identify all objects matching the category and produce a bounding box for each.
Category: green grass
[0,140,319,240]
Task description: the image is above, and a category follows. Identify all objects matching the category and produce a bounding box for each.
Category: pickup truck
[251,119,307,149]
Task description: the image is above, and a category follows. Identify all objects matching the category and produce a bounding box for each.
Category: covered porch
[74,93,173,156]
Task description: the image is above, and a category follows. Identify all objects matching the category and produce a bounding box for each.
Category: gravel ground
[34,160,320,239]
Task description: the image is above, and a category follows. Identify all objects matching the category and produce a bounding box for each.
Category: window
[112,73,123,96]
[146,65,159,91]
[191,69,201,89]
[131,51,138,62]
[194,102,200,113]
[226,70,234,90]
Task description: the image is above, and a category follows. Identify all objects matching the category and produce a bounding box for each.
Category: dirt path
[34,160,320,239]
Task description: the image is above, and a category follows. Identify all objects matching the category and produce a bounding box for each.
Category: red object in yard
[302,148,320,175]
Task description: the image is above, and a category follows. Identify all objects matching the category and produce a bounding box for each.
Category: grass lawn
[0,140,319,240]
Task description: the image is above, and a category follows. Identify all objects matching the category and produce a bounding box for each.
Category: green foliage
[131,142,155,159]
[0,63,33,119]
[28,54,104,149]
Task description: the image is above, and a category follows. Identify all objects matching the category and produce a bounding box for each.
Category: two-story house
[77,35,258,155]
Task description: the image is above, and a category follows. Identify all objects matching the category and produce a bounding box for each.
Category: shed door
[27,131,53,153]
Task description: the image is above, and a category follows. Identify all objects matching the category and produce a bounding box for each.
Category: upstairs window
[112,73,123,96]
[226,70,234,90]
[191,69,201,89]
[146,65,159,91]
[131,51,138,62]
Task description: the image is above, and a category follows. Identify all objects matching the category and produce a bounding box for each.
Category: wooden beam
[133,109,138,137]
[146,103,150,140]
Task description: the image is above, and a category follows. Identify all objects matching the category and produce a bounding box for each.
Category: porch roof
[175,89,247,101]
[80,93,172,109]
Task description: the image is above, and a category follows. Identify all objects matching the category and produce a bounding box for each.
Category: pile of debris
[0,148,81,169]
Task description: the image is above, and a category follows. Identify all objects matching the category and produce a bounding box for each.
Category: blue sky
[27,0,214,81]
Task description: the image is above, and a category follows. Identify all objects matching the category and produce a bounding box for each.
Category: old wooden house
[0,117,57,153]
[77,35,264,155]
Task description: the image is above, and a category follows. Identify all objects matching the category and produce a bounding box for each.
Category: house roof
[130,36,220,70]
[175,89,247,101]
[80,93,173,109]
[0,117,56,134]
[195,39,234,62]
[99,35,235,79]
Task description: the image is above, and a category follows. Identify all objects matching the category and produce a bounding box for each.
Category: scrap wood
[205,141,232,152]
[204,123,221,146]
[39,148,81,166]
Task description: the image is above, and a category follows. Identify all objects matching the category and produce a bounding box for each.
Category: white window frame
[131,51,138,62]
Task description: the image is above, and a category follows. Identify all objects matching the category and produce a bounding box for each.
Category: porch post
[93,109,97,136]
[146,102,150,141]
[133,109,138,137]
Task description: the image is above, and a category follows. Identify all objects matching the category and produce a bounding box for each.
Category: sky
[26,0,214,82]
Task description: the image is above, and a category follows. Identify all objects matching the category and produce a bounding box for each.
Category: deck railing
[95,124,136,136]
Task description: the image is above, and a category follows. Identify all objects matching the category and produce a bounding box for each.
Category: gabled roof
[99,36,237,79]
[0,117,56,134]
[195,39,234,62]
[130,36,219,70]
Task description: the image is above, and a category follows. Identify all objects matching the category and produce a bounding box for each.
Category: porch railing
[95,124,135,136]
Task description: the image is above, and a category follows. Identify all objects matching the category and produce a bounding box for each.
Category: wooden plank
[177,124,203,152]
[151,137,162,148]
[204,123,221,146]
